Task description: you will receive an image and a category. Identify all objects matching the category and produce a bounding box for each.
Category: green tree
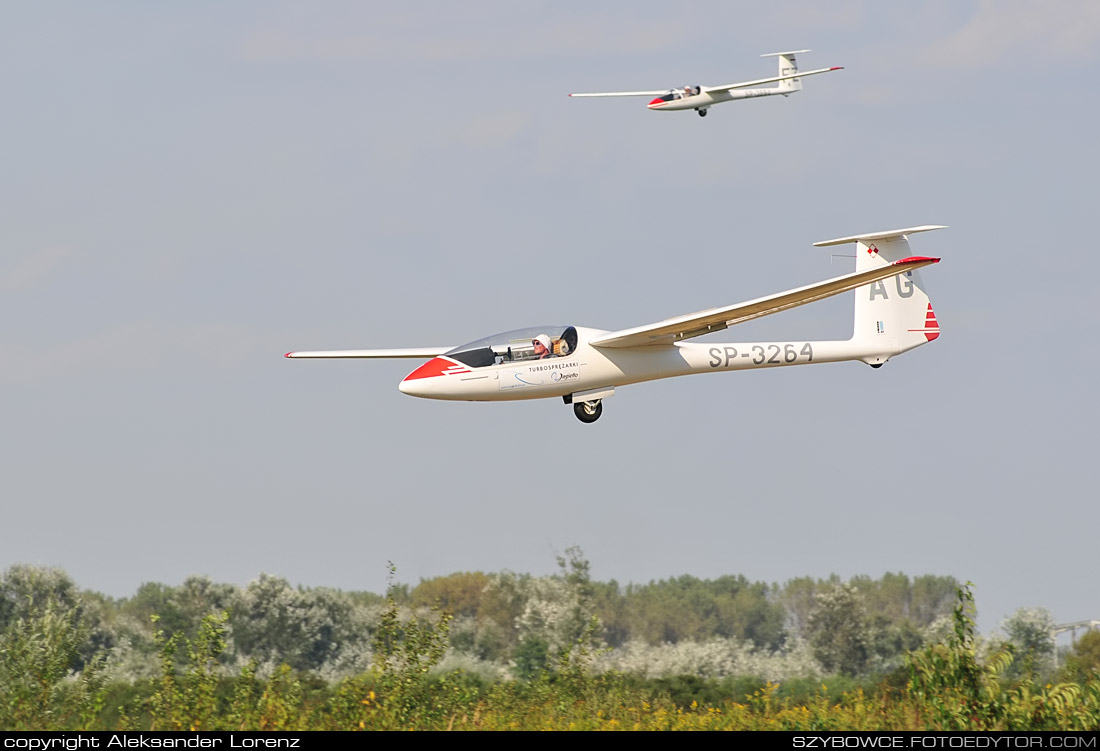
[1060,629,1100,684]
[148,612,229,731]
[228,574,359,672]
[0,565,80,628]
[555,546,598,648]
[780,575,832,638]
[807,583,870,676]
[1001,607,1056,680]
[0,595,105,729]
[512,636,550,680]
[410,572,490,619]
[868,614,925,669]
[608,574,786,649]
[906,583,1014,730]
[479,571,530,656]
[369,564,455,727]
[909,575,959,626]
[122,576,235,645]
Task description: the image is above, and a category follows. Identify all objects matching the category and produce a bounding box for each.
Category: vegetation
[1,558,1097,731]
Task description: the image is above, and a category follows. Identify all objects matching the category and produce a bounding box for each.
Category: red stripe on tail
[907,303,940,342]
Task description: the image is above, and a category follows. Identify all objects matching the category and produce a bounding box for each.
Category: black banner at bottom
[0,730,1097,743]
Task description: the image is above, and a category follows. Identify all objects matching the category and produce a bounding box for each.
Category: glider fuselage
[647,87,783,111]
[398,327,873,402]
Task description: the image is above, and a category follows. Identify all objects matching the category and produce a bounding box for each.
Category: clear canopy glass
[445,326,578,368]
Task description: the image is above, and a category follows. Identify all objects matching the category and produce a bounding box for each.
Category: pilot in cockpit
[532,334,555,359]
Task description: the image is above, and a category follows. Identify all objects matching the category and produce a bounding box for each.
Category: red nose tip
[648,97,664,107]
[402,357,451,381]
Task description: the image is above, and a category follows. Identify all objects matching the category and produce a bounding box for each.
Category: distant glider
[286,227,945,424]
[570,50,842,117]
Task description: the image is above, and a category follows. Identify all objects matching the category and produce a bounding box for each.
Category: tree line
[3,549,1080,686]
[1,559,1098,730]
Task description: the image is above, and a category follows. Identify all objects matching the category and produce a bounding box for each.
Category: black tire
[574,400,603,423]
[698,109,707,117]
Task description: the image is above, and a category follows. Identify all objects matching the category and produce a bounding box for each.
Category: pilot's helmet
[534,334,551,350]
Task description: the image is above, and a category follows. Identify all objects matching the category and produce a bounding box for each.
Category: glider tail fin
[813,226,947,365]
[762,49,809,93]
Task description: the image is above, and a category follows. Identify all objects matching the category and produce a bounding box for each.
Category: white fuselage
[647,88,785,112]
[398,326,884,402]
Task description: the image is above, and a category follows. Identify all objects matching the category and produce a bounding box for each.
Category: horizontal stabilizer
[813,226,947,247]
[761,50,812,57]
[285,347,452,359]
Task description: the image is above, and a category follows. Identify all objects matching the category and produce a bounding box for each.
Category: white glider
[570,50,842,117]
[287,227,945,423]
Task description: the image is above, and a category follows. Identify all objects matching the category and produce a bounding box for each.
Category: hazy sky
[3,1,1097,637]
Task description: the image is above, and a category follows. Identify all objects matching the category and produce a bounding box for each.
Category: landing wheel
[697,109,708,117]
[573,400,603,423]
[869,363,884,369]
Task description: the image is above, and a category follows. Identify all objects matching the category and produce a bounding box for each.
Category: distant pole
[1051,619,1100,672]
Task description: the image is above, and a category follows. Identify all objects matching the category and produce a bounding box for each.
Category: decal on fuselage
[499,360,581,391]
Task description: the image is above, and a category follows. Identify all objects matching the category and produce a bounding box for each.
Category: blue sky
[3,1,1098,636]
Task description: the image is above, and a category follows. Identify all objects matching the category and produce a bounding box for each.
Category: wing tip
[284,352,295,358]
